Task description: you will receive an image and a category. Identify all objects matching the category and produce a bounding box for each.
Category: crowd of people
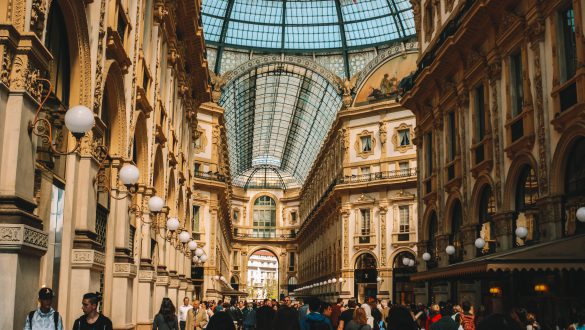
[23,287,585,330]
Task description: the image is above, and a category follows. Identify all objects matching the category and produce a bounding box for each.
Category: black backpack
[28,310,59,329]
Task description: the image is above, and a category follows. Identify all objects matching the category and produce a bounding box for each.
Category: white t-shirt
[178,305,193,322]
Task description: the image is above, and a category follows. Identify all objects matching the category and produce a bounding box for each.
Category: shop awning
[411,234,585,281]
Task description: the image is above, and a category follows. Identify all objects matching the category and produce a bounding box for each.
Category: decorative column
[492,212,515,251]
[535,195,564,241]
[136,189,156,329]
[154,207,169,310]
[378,206,391,299]
[436,234,450,267]
[0,33,50,330]
[461,225,478,261]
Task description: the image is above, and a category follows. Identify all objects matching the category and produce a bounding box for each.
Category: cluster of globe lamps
[417,207,585,263]
[56,107,585,277]
[117,163,208,265]
[294,277,345,293]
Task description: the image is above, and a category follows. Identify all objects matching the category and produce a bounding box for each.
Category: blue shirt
[23,308,63,330]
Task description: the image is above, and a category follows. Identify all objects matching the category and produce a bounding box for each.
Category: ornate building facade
[401,0,585,323]
[0,0,236,329]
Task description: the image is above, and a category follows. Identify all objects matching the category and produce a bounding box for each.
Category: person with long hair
[344,308,372,330]
[153,298,180,330]
[386,305,417,330]
[207,311,236,330]
[272,306,301,330]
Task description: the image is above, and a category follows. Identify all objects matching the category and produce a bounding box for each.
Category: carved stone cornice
[113,262,138,278]
[71,249,106,271]
[0,224,48,255]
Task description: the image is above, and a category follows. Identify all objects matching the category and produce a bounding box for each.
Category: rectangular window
[475,85,486,141]
[289,252,295,271]
[399,205,410,233]
[399,161,409,174]
[447,111,457,161]
[194,163,201,174]
[50,185,65,305]
[360,209,371,236]
[425,132,433,177]
[361,166,371,175]
[233,251,239,268]
[559,6,577,82]
[398,129,411,146]
[510,51,524,117]
[192,205,200,232]
[361,136,372,152]
[290,211,297,223]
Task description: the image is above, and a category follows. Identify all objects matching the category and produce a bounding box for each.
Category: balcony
[354,234,376,249]
[337,168,417,184]
[193,171,226,182]
[504,109,535,159]
[233,229,296,240]
[391,232,417,247]
[470,137,493,178]
[106,27,131,73]
[551,72,585,132]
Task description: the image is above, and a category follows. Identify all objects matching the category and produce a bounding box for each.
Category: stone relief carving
[30,0,47,38]
[1,43,15,87]
[93,0,108,113]
[488,62,503,209]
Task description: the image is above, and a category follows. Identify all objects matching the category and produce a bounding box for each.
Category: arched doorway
[392,251,416,305]
[247,249,279,300]
[354,252,377,303]
[564,137,585,235]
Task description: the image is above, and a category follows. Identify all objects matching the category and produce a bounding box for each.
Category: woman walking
[344,308,372,330]
[153,298,180,330]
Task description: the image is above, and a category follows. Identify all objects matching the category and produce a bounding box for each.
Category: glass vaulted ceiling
[221,63,342,189]
[202,0,415,189]
[202,0,415,52]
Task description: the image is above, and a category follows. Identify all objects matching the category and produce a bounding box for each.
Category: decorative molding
[156,275,170,286]
[29,0,47,39]
[138,270,156,282]
[391,123,415,153]
[0,224,48,253]
[354,130,376,159]
[113,262,137,278]
[221,55,344,93]
[194,126,207,154]
[71,249,106,270]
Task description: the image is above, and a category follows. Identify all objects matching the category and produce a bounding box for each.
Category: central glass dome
[202,0,415,52]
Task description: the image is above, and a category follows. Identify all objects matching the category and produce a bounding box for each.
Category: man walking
[186,300,209,330]
[24,288,63,330]
[72,292,113,330]
[178,297,192,330]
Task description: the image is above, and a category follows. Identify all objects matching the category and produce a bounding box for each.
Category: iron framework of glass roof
[202,0,415,77]
[221,63,343,189]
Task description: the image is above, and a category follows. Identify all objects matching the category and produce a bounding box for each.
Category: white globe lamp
[65,105,95,138]
[402,258,410,266]
[195,248,204,257]
[576,207,585,223]
[119,164,140,186]
[199,254,208,263]
[166,217,180,231]
[408,259,415,267]
[475,237,486,249]
[193,256,200,263]
[446,245,456,255]
[422,252,431,261]
[338,277,344,283]
[187,240,198,251]
[515,226,528,239]
[178,231,191,244]
[331,278,337,283]
[148,196,164,213]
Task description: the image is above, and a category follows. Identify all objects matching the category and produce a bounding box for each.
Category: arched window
[514,166,539,245]
[427,212,438,269]
[393,251,416,270]
[565,137,585,235]
[355,252,377,269]
[449,201,463,263]
[478,185,496,255]
[253,196,276,238]
[45,0,71,105]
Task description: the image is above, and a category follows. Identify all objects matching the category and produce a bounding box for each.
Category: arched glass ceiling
[221,63,342,188]
[202,0,415,52]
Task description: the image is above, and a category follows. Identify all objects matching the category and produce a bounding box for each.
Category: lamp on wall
[29,79,95,155]
[489,286,502,296]
[515,226,528,240]
[576,207,585,223]
[534,283,549,293]
[445,245,456,255]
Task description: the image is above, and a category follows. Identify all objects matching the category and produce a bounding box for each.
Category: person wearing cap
[24,287,64,330]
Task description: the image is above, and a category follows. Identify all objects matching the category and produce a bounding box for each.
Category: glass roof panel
[201,0,414,52]
[220,63,342,188]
